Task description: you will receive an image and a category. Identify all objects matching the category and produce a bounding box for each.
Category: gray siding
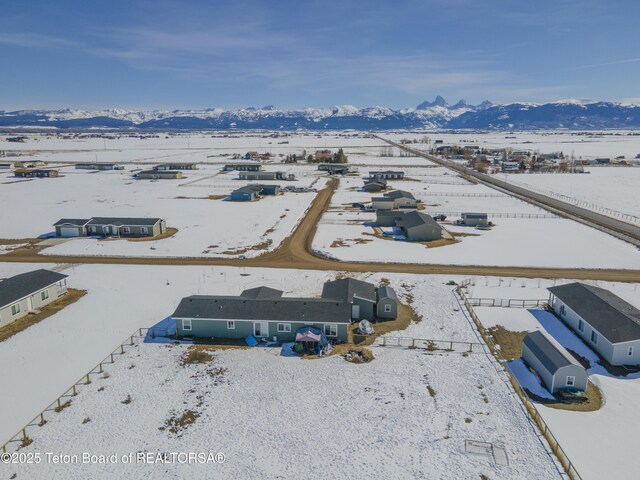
[175,317,349,343]
[377,298,398,319]
[522,342,587,393]
[352,297,375,321]
[551,294,640,366]
[86,223,161,237]
[403,224,443,242]
[0,282,67,329]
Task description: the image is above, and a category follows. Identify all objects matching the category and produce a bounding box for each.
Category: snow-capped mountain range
[1,97,639,130]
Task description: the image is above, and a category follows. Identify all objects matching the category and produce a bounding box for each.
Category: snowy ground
[0,162,328,258]
[492,167,640,222]
[0,263,561,479]
[313,169,640,269]
[470,280,640,480]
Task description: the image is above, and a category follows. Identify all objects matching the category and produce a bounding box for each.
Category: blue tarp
[245,335,259,347]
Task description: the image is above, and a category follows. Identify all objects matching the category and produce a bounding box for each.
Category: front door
[254,322,269,338]
[27,297,33,312]
[351,304,360,320]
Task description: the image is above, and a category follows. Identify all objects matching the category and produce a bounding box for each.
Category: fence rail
[422,192,507,198]
[1,328,149,454]
[377,336,481,352]
[432,212,557,219]
[466,297,548,308]
[456,286,582,480]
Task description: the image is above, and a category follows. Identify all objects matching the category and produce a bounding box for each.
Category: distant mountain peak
[416,96,447,109]
[450,99,468,109]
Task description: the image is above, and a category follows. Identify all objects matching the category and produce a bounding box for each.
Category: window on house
[122,226,131,234]
[41,290,49,301]
[324,324,338,337]
[384,304,392,313]
[277,323,291,333]
[183,319,192,331]
[227,321,235,330]
[11,304,21,315]
[559,305,566,317]
[140,227,148,234]
[591,331,598,345]
[89,226,96,234]
[578,319,584,332]
[566,376,575,387]
[628,346,634,357]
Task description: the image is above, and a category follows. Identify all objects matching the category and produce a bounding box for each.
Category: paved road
[379,137,640,245]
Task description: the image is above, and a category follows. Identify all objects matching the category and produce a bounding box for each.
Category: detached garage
[522,330,587,394]
[53,219,91,237]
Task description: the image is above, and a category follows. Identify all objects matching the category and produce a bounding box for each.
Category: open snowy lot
[0,263,561,479]
[0,163,326,258]
[313,170,640,269]
[469,279,640,480]
[492,167,640,222]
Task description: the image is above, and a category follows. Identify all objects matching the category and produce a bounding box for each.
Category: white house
[548,283,640,366]
[0,269,69,328]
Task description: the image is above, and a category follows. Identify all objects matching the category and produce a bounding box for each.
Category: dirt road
[3,177,640,281]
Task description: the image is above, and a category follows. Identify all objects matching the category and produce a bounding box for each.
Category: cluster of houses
[53,217,166,238]
[0,269,69,329]
[368,190,448,242]
[520,282,640,396]
[172,278,398,343]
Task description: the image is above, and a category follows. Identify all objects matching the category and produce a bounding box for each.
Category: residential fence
[376,336,482,352]
[456,286,582,480]
[511,182,640,226]
[465,297,548,308]
[1,328,149,454]
[431,212,557,219]
[422,192,507,198]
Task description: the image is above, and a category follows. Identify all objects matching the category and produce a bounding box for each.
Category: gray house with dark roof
[522,330,587,393]
[0,269,68,329]
[173,288,352,342]
[371,190,417,210]
[54,217,166,238]
[548,283,640,366]
[172,278,395,342]
[394,211,444,242]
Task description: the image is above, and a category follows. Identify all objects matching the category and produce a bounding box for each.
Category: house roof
[0,269,68,309]
[377,285,398,301]
[462,212,488,218]
[86,217,162,226]
[384,190,415,200]
[172,295,352,324]
[370,170,404,175]
[548,282,640,344]
[523,330,581,374]
[53,218,91,227]
[137,169,180,175]
[321,278,376,303]
[240,287,284,300]
[395,211,441,230]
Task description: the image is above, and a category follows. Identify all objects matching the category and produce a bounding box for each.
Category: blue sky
[1,0,639,110]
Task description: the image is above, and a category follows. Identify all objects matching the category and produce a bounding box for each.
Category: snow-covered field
[469,280,640,480]
[0,163,327,258]
[492,167,640,221]
[0,263,561,479]
[313,168,640,269]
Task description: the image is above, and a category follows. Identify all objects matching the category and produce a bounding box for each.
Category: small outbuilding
[522,330,588,393]
[376,285,398,319]
[394,211,444,242]
[461,213,488,226]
